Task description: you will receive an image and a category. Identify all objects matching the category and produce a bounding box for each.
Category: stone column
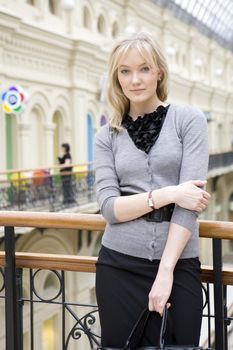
[0,106,6,171]
[18,122,31,169]
[44,123,56,167]
[0,71,7,171]
[71,91,87,164]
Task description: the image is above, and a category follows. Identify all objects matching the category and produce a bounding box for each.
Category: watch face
[148,197,154,208]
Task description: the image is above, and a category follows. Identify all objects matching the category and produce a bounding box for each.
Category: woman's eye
[120,69,130,74]
[141,66,150,72]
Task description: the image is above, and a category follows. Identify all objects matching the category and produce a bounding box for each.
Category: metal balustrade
[0,164,96,211]
[208,151,233,172]
[0,212,233,349]
[1,152,233,212]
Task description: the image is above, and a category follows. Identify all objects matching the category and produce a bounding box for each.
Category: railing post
[212,238,226,350]
[16,268,24,349]
[5,226,20,349]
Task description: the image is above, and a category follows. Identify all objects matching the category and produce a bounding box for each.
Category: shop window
[83,6,91,29]
[48,0,59,15]
[112,21,119,38]
[97,14,106,35]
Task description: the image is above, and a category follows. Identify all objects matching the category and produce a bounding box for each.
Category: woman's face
[117,47,161,105]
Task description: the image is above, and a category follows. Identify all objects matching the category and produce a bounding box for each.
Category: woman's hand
[174,180,210,212]
[148,269,173,316]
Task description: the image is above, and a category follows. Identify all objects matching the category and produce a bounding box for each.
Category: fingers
[190,180,207,187]
[148,296,171,316]
[202,191,211,199]
[148,292,168,316]
[200,198,209,206]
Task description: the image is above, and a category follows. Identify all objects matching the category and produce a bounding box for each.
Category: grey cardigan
[94,104,209,260]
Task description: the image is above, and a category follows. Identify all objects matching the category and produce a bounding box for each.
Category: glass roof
[152,0,233,52]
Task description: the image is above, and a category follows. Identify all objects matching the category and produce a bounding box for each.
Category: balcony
[208,151,233,178]
[0,212,232,349]
[2,154,233,213]
[0,164,97,213]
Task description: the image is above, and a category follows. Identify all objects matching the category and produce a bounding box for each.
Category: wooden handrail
[0,212,104,230]
[0,252,96,273]
[0,211,233,240]
[0,162,93,176]
[0,252,232,285]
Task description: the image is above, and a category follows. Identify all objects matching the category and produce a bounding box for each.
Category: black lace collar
[122,105,169,154]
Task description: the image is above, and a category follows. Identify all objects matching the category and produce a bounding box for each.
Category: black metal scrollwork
[65,308,101,349]
[0,268,5,294]
[32,269,63,302]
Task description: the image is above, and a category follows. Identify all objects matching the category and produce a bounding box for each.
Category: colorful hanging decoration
[1,86,29,114]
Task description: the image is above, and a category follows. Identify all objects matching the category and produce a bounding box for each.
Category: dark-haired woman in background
[58,143,74,204]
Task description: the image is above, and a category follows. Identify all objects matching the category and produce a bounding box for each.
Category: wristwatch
[147,190,155,209]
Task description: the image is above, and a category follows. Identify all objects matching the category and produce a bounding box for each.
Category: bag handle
[124,306,168,349]
[124,307,150,349]
[159,307,168,349]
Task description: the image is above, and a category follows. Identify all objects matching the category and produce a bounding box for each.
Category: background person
[58,143,74,204]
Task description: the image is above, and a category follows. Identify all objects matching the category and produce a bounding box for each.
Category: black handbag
[98,307,213,350]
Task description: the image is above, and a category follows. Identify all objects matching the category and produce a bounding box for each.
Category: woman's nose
[131,72,141,84]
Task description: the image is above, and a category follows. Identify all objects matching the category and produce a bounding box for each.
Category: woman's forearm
[113,180,209,223]
[148,223,192,314]
[158,223,192,273]
[113,186,175,222]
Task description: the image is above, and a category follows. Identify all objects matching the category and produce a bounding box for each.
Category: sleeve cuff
[170,205,198,233]
[100,196,120,224]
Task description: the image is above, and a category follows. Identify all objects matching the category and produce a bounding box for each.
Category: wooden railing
[0,210,233,238]
[0,252,233,285]
[0,162,93,177]
[0,211,232,349]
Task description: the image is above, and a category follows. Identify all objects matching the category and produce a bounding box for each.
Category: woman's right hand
[174,180,210,212]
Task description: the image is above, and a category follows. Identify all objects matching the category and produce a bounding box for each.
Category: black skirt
[96,245,203,348]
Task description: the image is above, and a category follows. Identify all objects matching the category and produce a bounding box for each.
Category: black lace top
[122,105,169,154]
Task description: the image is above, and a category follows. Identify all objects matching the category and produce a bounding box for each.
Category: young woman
[58,143,73,204]
[94,32,210,348]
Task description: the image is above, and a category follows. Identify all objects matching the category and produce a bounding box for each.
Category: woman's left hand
[148,270,173,316]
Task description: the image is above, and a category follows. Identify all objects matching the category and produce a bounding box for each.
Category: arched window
[44,273,59,290]
[83,6,91,29]
[112,21,119,38]
[26,0,36,5]
[42,316,57,349]
[100,115,107,126]
[97,14,106,35]
[48,0,59,15]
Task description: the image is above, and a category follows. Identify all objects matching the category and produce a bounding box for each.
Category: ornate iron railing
[208,151,233,172]
[2,151,233,211]
[0,212,232,349]
[0,164,95,211]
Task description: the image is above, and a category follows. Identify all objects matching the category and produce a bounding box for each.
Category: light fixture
[215,68,223,76]
[215,203,222,213]
[195,58,203,67]
[166,46,176,56]
[61,0,75,11]
[124,25,136,34]
[229,201,233,211]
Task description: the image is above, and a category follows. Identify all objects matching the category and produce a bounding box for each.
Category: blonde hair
[107,31,169,132]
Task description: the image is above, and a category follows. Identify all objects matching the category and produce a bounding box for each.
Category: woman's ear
[158,70,162,81]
